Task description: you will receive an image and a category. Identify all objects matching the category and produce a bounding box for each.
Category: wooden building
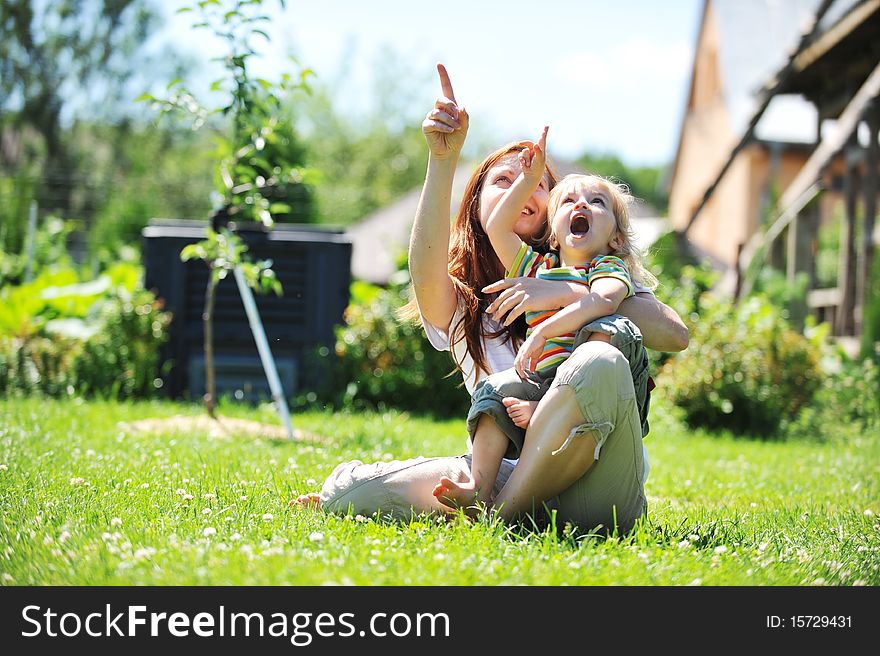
[669,0,880,340]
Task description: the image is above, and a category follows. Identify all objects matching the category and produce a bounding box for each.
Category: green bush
[781,353,879,442]
[317,280,470,417]
[660,293,822,437]
[70,289,172,398]
[0,263,171,399]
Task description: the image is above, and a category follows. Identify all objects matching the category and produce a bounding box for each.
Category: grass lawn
[1,395,877,586]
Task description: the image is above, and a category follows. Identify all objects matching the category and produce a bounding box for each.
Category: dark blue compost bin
[142,219,351,402]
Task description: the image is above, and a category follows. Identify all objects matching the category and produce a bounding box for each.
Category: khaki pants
[319,341,647,535]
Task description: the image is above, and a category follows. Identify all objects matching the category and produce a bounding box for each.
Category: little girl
[433,126,657,510]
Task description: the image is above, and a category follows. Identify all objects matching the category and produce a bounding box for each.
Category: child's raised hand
[514,329,547,380]
[518,125,548,184]
[422,63,469,160]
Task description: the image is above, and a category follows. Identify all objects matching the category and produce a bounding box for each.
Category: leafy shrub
[660,293,822,437]
[318,280,470,417]
[70,289,172,398]
[781,353,879,442]
[0,263,171,399]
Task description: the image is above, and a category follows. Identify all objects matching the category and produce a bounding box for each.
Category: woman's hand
[483,277,589,326]
[422,64,469,160]
[515,329,546,379]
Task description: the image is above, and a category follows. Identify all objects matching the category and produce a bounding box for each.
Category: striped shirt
[507,243,634,372]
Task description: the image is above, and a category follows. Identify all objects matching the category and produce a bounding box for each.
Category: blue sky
[156,0,703,166]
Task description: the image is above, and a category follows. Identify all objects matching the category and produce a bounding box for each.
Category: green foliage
[180,228,282,295]
[300,85,428,227]
[0,215,75,287]
[575,152,667,213]
[0,264,172,399]
[139,0,314,228]
[780,353,879,442]
[85,123,217,260]
[660,293,822,437]
[644,231,719,370]
[319,280,470,417]
[750,268,810,331]
[70,289,172,399]
[861,250,880,359]
[0,0,161,221]
[0,170,37,255]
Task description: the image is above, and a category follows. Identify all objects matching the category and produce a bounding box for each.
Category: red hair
[404,142,559,385]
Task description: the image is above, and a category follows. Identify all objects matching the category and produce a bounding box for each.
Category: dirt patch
[118,415,325,443]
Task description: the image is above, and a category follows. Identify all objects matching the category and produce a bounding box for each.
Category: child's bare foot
[503,397,538,429]
[289,493,322,510]
[432,476,479,511]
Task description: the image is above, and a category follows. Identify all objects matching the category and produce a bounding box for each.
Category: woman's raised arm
[408,64,470,331]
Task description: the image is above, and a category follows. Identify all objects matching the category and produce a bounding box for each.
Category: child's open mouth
[570,215,590,237]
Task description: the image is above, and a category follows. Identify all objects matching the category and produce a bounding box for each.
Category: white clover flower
[182,494,193,501]
[230,532,242,542]
[714,545,728,555]
[203,527,216,537]
[140,483,149,489]
[204,493,216,501]
[0,464,8,472]
[202,508,212,516]
[677,539,691,549]
[70,477,86,486]
[175,488,187,496]
[262,513,273,522]
[110,518,122,527]
[864,509,875,517]
[308,531,324,543]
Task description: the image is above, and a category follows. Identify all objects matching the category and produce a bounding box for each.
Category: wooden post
[767,143,785,271]
[856,104,878,334]
[787,199,818,328]
[836,135,861,336]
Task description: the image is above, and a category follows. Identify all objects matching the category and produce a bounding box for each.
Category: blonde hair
[401,142,559,384]
[546,174,657,291]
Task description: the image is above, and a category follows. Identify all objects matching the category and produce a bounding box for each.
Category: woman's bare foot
[289,493,322,510]
[503,397,538,429]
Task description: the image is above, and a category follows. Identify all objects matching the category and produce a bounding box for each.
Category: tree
[0,0,156,215]
[140,0,311,416]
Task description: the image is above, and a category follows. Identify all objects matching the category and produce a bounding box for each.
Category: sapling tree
[139,0,312,415]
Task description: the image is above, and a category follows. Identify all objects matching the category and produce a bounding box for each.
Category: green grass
[1,396,878,586]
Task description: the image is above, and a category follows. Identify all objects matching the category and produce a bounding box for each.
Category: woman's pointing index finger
[437,63,457,104]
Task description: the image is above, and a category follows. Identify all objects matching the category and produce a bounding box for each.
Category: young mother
[296,65,688,534]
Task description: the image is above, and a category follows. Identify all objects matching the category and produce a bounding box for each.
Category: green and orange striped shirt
[506,243,634,372]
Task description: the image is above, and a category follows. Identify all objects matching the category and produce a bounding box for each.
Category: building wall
[668,1,739,242]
